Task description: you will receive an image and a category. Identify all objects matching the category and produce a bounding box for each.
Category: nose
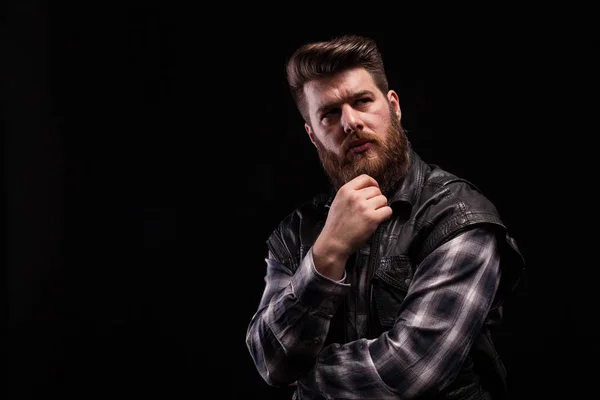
[341,105,363,135]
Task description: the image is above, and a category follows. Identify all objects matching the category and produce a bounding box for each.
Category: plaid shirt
[246,227,501,399]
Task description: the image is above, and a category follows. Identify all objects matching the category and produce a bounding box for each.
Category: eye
[321,108,340,122]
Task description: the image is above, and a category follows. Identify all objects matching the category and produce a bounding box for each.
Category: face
[303,68,411,196]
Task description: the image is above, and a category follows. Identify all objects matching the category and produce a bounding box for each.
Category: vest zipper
[366,225,384,338]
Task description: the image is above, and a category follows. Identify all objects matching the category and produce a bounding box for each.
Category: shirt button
[313,337,321,344]
[405,278,412,286]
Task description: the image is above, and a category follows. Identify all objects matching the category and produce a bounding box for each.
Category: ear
[305,122,317,146]
[387,90,401,120]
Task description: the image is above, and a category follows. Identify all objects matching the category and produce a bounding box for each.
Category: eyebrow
[316,90,375,115]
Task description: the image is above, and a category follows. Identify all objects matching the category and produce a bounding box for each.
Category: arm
[245,247,351,386]
[298,226,502,399]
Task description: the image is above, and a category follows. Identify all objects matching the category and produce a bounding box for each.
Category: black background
[5,2,598,399]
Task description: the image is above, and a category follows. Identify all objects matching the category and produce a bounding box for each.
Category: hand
[313,174,392,280]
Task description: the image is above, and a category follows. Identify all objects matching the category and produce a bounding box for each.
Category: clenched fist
[313,174,393,280]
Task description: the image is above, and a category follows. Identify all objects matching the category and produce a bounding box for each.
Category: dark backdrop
[5,3,598,399]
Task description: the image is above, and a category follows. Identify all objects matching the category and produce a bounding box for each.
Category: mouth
[348,139,373,154]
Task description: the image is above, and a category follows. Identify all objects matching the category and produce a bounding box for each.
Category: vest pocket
[371,255,413,328]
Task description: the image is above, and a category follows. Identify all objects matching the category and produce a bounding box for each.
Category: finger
[373,205,393,220]
[347,174,379,190]
[358,185,382,200]
[366,194,389,210]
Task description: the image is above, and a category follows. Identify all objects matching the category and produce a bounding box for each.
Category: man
[246,34,525,399]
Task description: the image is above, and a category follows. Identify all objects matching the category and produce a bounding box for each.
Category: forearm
[299,227,501,399]
[246,248,350,386]
[312,231,351,281]
[299,319,479,399]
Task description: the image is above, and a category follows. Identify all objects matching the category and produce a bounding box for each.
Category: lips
[348,139,373,153]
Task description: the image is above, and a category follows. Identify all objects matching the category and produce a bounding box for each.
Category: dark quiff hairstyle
[286,34,389,124]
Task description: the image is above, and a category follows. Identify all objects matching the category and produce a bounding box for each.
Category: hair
[286,34,389,124]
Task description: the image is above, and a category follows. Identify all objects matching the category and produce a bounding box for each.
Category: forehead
[304,68,379,110]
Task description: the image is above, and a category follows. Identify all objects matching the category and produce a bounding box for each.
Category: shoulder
[272,192,328,237]
[420,166,499,213]
[407,164,509,263]
[265,192,329,268]
[414,164,504,230]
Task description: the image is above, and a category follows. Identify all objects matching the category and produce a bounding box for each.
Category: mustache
[343,132,378,152]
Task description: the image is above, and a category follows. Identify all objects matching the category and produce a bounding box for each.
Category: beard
[313,105,411,197]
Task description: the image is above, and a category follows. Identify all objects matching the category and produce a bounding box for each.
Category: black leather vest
[266,149,525,399]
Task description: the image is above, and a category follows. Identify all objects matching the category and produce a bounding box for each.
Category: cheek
[371,113,390,131]
[317,133,342,152]
[372,122,392,141]
[331,138,347,157]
